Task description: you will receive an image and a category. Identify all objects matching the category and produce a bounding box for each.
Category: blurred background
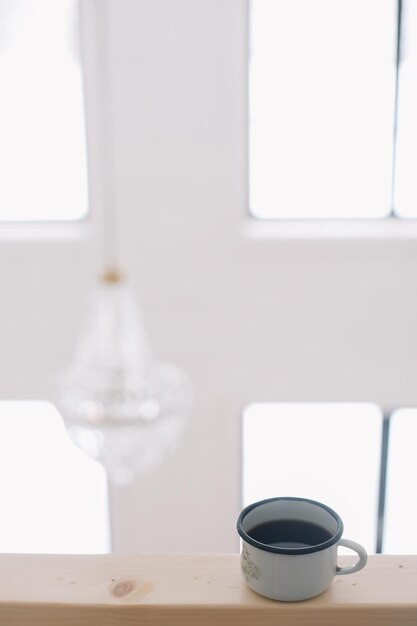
[0,0,416,555]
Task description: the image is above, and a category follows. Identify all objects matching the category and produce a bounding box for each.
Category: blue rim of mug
[236,496,344,555]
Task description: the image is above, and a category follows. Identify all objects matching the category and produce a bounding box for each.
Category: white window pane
[243,403,382,554]
[0,402,109,553]
[384,408,417,553]
[0,0,88,221]
[394,2,417,217]
[250,0,396,219]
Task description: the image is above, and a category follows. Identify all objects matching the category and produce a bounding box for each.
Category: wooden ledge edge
[0,554,415,626]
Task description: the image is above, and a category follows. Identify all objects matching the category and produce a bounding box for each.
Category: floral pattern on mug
[242,543,260,582]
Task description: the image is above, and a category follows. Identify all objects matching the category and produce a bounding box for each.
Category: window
[0,402,108,553]
[384,408,417,553]
[0,0,88,221]
[244,403,417,554]
[0,0,413,557]
[394,1,417,216]
[249,0,416,220]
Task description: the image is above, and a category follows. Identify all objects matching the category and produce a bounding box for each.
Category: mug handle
[336,538,368,575]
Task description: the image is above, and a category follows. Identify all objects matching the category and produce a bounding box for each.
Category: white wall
[1,0,417,553]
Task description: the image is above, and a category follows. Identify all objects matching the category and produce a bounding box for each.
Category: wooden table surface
[0,553,416,625]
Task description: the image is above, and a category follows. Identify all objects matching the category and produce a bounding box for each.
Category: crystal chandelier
[57,268,191,484]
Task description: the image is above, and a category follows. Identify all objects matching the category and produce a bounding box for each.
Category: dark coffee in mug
[248,519,333,549]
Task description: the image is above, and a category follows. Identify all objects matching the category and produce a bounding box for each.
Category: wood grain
[0,554,415,625]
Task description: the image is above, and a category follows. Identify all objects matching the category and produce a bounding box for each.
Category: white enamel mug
[237,497,367,602]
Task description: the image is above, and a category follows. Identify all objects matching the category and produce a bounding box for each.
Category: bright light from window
[249,0,396,219]
[243,403,382,553]
[0,401,109,553]
[394,1,417,217]
[384,408,417,553]
[0,0,88,221]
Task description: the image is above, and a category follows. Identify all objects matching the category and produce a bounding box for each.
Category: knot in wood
[111,579,136,598]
